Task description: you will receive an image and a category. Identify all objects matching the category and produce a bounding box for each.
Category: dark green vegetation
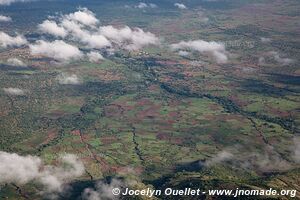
[0,0,299,199]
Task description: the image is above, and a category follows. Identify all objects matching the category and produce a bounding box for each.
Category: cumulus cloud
[174,3,187,9]
[171,40,228,63]
[7,58,26,67]
[99,25,159,51]
[178,50,189,57]
[0,152,84,192]
[248,152,291,172]
[87,51,104,62]
[0,0,33,5]
[81,34,111,49]
[64,7,98,27]
[136,2,147,9]
[3,87,26,96]
[258,57,265,65]
[38,20,67,38]
[29,8,160,63]
[82,179,124,200]
[260,37,271,43]
[205,151,233,167]
[60,17,85,37]
[0,15,12,22]
[59,13,111,49]
[0,151,41,184]
[149,3,157,8]
[268,51,294,65]
[29,40,83,62]
[37,9,110,50]
[57,73,81,85]
[0,32,27,48]
[33,8,159,53]
[204,147,293,173]
[135,2,157,9]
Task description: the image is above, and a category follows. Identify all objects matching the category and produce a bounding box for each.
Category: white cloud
[135,2,148,9]
[99,25,159,51]
[133,3,157,9]
[81,34,111,49]
[171,40,228,63]
[38,20,67,38]
[204,147,293,173]
[30,8,160,63]
[60,18,85,37]
[87,51,104,63]
[0,32,27,48]
[268,51,294,65]
[3,87,25,95]
[57,73,81,85]
[149,3,157,8]
[258,57,265,65]
[248,151,291,172]
[82,179,124,200]
[174,3,187,9]
[0,151,41,184]
[65,7,98,27]
[0,0,33,5]
[29,40,83,62]
[7,58,26,67]
[0,152,84,192]
[260,37,271,43]
[60,16,111,49]
[178,50,189,57]
[205,151,233,167]
[0,15,12,22]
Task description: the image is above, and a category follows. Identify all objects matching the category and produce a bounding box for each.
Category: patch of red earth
[208,104,222,111]
[156,133,183,145]
[81,134,92,141]
[136,105,161,119]
[167,119,176,124]
[150,156,164,163]
[111,166,143,175]
[267,106,291,118]
[95,156,111,173]
[110,101,135,113]
[203,114,216,121]
[163,123,177,132]
[169,111,179,118]
[104,105,123,117]
[0,111,7,116]
[229,95,248,107]
[190,119,200,126]
[148,84,160,92]
[100,136,118,145]
[136,98,153,106]
[179,60,189,66]
[71,130,81,136]
[222,114,248,122]
[183,71,195,77]
[41,129,58,146]
[161,76,172,82]
[81,157,93,164]
[168,100,182,107]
